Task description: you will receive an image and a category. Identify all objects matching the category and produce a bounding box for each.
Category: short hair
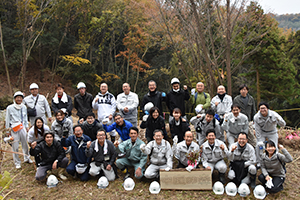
[258,102,269,109]
[196,82,204,87]
[153,129,163,136]
[173,108,182,115]
[55,110,65,117]
[129,127,139,134]
[123,83,130,87]
[85,112,95,119]
[184,131,193,137]
[206,129,215,137]
[55,83,64,90]
[97,128,106,135]
[73,124,82,132]
[44,131,54,139]
[148,80,156,86]
[206,109,215,116]
[239,84,249,91]
[100,83,108,87]
[231,104,241,110]
[150,107,160,116]
[113,112,123,119]
[238,132,248,139]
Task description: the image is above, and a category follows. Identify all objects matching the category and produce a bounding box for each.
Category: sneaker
[24,158,33,164]
[16,164,21,169]
[59,173,67,181]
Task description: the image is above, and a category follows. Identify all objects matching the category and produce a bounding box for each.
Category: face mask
[173,88,180,92]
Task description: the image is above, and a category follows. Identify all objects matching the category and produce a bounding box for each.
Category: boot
[250,174,256,189]
[111,136,116,143]
[219,172,226,184]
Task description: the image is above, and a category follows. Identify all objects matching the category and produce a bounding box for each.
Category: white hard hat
[213,181,224,195]
[171,77,180,85]
[254,185,266,199]
[123,177,135,191]
[13,91,24,99]
[144,102,154,112]
[195,104,203,114]
[75,163,87,174]
[29,83,39,90]
[225,182,237,196]
[97,176,109,189]
[77,82,86,89]
[149,181,161,194]
[238,183,250,197]
[60,108,68,114]
[47,175,58,188]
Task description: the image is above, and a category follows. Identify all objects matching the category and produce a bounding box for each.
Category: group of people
[4,78,293,195]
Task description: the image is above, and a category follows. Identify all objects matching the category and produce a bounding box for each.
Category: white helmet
[77,82,86,89]
[13,91,24,99]
[213,181,224,195]
[29,83,39,90]
[97,176,109,189]
[225,182,237,196]
[195,104,203,114]
[171,77,180,85]
[144,102,154,112]
[254,185,266,199]
[75,163,87,174]
[47,175,58,188]
[238,183,250,197]
[123,177,135,191]
[149,181,161,194]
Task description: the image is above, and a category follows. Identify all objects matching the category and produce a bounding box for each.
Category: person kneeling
[30,131,69,181]
[116,127,147,179]
[227,132,256,188]
[201,129,228,184]
[258,140,293,193]
[85,129,117,181]
[61,125,91,181]
[140,130,173,179]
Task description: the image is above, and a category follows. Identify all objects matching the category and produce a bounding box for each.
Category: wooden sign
[160,169,212,190]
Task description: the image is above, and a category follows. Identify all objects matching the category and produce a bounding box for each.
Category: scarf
[57,117,66,125]
[95,139,108,154]
[53,92,68,104]
[13,101,23,110]
[217,93,226,101]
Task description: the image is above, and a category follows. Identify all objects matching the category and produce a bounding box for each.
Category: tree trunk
[126,50,131,83]
[0,21,12,96]
[256,68,260,106]
[226,0,232,95]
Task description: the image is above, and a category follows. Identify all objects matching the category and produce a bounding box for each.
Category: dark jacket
[30,140,66,166]
[61,134,91,164]
[166,89,190,116]
[51,95,73,117]
[170,117,191,143]
[85,140,117,167]
[81,120,103,141]
[141,90,166,115]
[140,115,168,140]
[74,92,93,118]
[233,94,256,121]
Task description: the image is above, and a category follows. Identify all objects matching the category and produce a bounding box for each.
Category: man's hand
[265,175,271,181]
[26,127,29,132]
[106,164,112,171]
[183,85,188,90]
[31,141,37,149]
[220,144,225,151]
[215,102,219,106]
[114,141,119,148]
[124,107,129,113]
[108,114,113,120]
[79,118,84,124]
[231,145,237,152]
[52,160,58,169]
[140,144,146,151]
[279,144,284,150]
[94,98,99,103]
[87,141,91,149]
[135,167,142,177]
[48,118,52,122]
[206,166,211,170]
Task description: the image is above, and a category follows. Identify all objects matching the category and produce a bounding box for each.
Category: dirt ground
[1,122,300,200]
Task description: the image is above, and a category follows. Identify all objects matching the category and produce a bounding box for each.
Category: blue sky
[258,0,300,14]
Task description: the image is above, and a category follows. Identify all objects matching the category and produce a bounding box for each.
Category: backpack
[195,117,216,133]
[192,92,208,112]
[277,154,287,173]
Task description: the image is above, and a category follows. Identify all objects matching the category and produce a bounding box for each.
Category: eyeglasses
[74,131,82,133]
[97,134,106,137]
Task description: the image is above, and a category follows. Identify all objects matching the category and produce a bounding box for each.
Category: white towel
[53,92,68,104]
[95,140,108,154]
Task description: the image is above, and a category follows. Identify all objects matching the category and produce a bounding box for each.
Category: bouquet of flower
[186,150,200,168]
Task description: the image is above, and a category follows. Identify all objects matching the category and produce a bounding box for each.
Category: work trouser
[206,160,227,174]
[35,157,69,181]
[11,127,30,166]
[144,164,168,179]
[228,164,257,184]
[66,160,90,181]
[89,162,115,181]
[116,158,144,179]
[258,174,285,193]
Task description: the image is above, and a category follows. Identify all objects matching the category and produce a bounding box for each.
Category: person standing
[166,78,190,123]
[141,80,166,115]
[6,91,33,169]
[23,83,52,126]
[116,83,139,127]
[51,83,73,123]
[74,82,93,121]
[190,82,211,114]
[210,85,232,122]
